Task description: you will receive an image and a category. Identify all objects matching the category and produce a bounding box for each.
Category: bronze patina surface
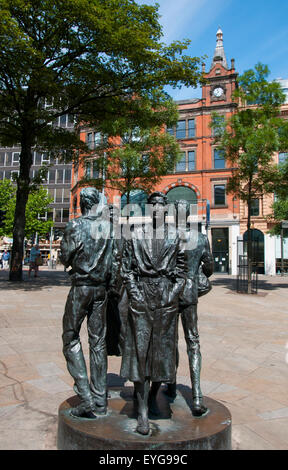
[57,387,231,450]
[58,189,231,448]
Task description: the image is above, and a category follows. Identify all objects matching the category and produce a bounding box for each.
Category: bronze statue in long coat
[120,192,186,434]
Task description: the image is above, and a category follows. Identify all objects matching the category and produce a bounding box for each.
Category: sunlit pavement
[0,267,287,450]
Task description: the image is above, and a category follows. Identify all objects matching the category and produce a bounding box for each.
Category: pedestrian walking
[2,250,10,269]
[28,245,41,278]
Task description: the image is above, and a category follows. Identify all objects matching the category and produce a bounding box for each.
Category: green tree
[80,107,182,209]
[0,0,204,281]
[0,179,53,238]
[267,198,288,236]
[266,157,288,236]
[0,178,14,213]
[211,63,288,293]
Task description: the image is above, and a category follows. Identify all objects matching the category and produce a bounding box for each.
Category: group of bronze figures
[60,187,213,435]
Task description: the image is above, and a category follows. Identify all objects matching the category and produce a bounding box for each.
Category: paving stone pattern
[0,267,287,450]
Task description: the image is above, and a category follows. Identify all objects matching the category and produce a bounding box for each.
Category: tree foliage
[267,198,288,236]
[79,102,182,205]
[211,63,288,291]
[212,64,288,202]
[0,0,204,280]
[0,179,53,237]
[0,0,203,150]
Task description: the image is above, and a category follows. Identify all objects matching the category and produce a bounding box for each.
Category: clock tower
[202,28,238,108]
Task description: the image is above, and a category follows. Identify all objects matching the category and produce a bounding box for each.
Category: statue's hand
[126,281,143,302]
[179,278,193,307]
[169,278,185,302]
[162,278,185,307]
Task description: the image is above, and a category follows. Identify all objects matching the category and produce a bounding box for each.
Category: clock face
[213,87,224,97]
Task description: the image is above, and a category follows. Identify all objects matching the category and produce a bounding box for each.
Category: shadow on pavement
[0,268,71,291]
[1,269,288,293]
[211,274,288,292]
[107,373,126,388]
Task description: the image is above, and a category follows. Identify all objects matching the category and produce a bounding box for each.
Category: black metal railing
[236,255,258,294]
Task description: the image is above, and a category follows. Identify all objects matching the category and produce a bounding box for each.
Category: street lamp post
[49,226,53,268]
[205,199,210,233]
[281,220,288,276]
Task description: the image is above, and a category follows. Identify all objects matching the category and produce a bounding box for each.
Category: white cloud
[157,0,208,42]
[136,0,233,100]
[138,0,232,44]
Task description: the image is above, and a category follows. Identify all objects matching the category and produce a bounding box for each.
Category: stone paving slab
[0,268,287,450]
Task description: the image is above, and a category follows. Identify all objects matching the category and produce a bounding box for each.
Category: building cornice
[205,73,238,83]
[178,102,238,114]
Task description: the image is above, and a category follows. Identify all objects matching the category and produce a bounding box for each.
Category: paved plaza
[0,266,287,450]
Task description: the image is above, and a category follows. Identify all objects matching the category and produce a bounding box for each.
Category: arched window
[166,186,198,229]
[166,186,197,204]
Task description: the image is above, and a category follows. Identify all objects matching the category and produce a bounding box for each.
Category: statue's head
[148,191,168,224]
[147,191,167,206]
[174,199,190,217]
[80,187,100,214]
[174,199,191,227]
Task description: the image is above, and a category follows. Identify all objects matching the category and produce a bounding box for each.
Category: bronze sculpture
[60,188,113,418]
[172,199,213,416]
[105,204,123,357]
[60,189,213,434]
[120,192,186,435]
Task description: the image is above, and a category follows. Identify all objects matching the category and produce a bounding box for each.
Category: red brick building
[71,29,241,274]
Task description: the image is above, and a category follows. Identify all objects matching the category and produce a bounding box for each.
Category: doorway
[212,228,229,273]
[243,229,265,274]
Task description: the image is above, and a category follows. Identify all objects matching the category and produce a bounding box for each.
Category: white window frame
[41,153,50,164]
[11,170,19,180]
[12,152,20,166]
[213,182,227,207]
[56,169,64,184]
[55,188,64,203]
[175,149,196,172]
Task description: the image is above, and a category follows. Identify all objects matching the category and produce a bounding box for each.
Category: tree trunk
[9,145,32,281]
[126,191,130,223]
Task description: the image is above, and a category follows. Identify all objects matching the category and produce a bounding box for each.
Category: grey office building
[0,114,74,234]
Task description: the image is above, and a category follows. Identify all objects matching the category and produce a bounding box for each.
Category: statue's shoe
[70,401,98,419]
[191,397,208,417]
[93,403,107,415]
[136,415,150,435]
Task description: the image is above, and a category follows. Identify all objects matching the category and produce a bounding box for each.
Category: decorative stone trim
[162,181,201,199]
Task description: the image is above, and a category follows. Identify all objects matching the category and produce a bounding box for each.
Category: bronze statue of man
[166,199,213,416]
[60,187,113,419]
[120,191,186,435]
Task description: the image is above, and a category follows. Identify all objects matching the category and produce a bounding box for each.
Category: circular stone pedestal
[57,386,231,450]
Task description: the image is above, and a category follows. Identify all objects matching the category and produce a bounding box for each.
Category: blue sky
[136,0,288,100]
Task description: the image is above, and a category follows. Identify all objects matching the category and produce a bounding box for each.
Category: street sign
[282,220,288,228]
